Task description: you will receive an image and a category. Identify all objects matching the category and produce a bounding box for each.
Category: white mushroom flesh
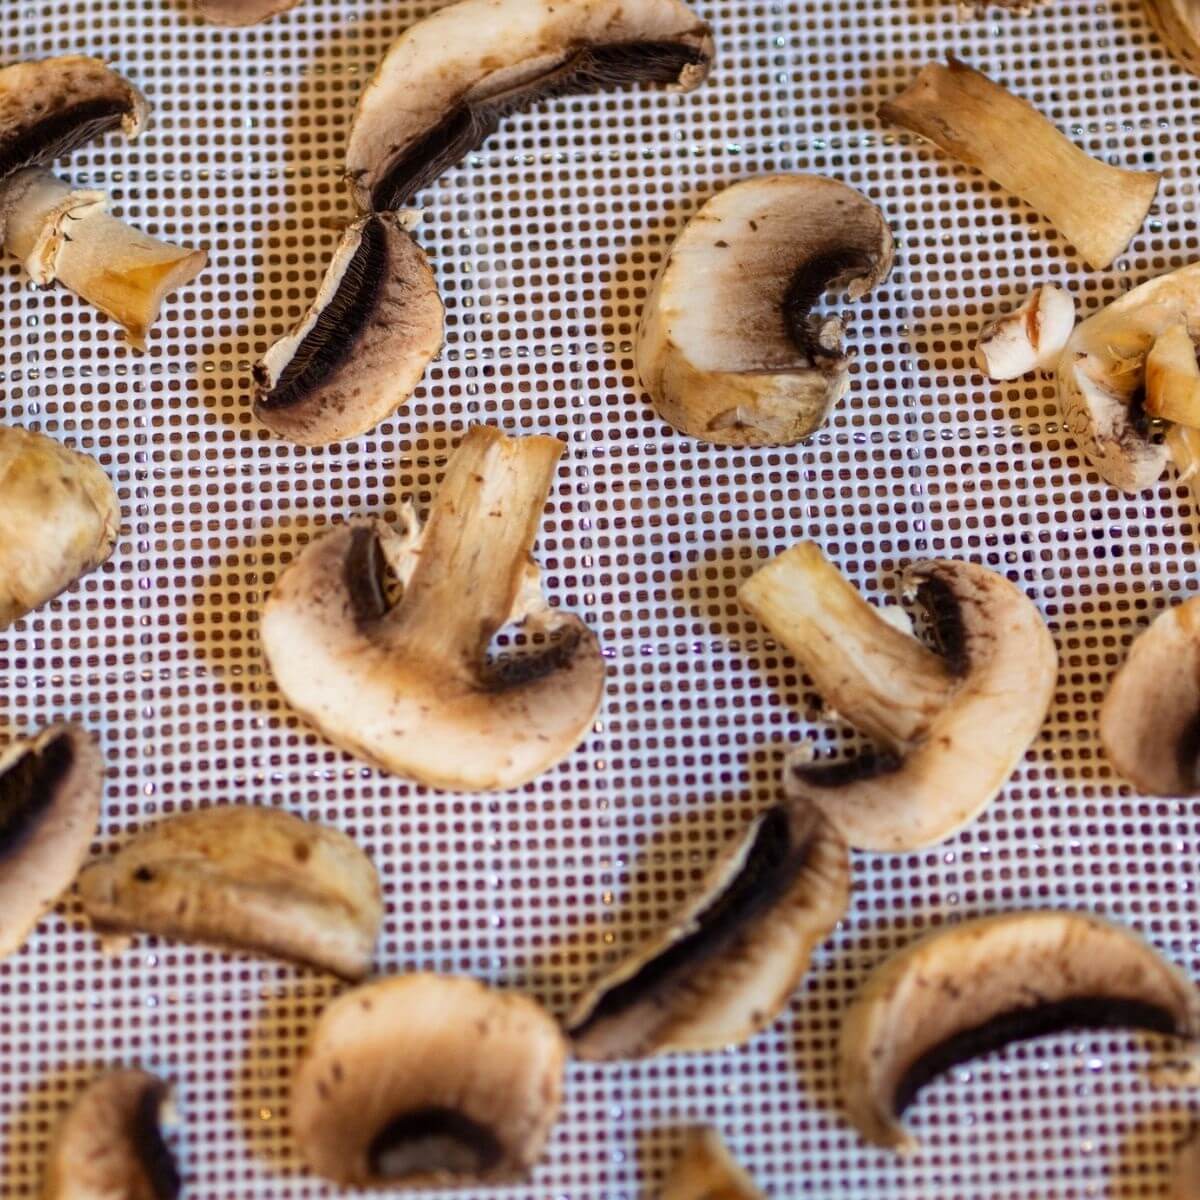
[974,283,1076,380]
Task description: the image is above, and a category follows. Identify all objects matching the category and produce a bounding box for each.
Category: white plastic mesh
[0,0,1198,1196]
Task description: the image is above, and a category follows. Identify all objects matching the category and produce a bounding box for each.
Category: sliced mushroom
[660,1129,763,1200]
[198,0,303,24]
[1056,262,1200,492]
[1145,0,1200,77]
[76,805,382,979]
[1100,594,1200,796]
[260,424,605,791]
[0,724,103,961]
[344,0,713,211]
[739,542,1057,851]
[1146,320,1200,427]
[879,57,1159,271]
[974,284,1075,381]
[253,212,444,446]
[0,425,119,630]
[291,973,566,1187]
[635,174,894,446]
[568,797,849,1060]
[841,910,1200,1154]
[1172,1124,1200,1200]
[43,1069,180,1200]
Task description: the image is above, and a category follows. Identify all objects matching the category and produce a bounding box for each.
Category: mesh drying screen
[1,0,1197,1196]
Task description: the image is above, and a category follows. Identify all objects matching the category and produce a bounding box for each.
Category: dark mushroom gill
[914,573,970,676]
[0,733,74,861]
[366,40,709,210]
[791,748,903,789]
[130,1081,182,1200]
[781,248,870,363]
[343,525,394,627]
[0,98,133,181]
[367,1107,504,1179]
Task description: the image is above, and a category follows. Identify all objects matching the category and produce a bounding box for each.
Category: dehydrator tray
[2,0,1198,1196]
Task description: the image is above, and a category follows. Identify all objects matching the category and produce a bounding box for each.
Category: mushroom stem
[0,169,207,349]
[739,543,955,751]
[1168,424,1200,509]
[879,57,1159,270]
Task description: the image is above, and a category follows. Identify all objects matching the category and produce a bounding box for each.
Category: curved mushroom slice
[0,425,119,630]
[660,1129,763,1200]
[198,0,303,24]
[291,973,566,1187]
[1057,262,1200,493]
[253,213,444,446]
[345,0,713,211]
[568,798,849,1059]
[1145,320,1200,427]
[1173,1125,1200,1200]
[739,542,1057,851]
[261,424,606,791]
[0,724,103,961]
[840,911,1200,1154]
[975,284,1075,381]
[1145,0,1200,77]
[635,175,894,446]
[879,57,1158,271]
[43,1069,180,1200]
[1100,594,1200,796]
[76,805,382,979]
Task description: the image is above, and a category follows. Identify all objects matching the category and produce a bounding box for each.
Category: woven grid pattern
[0,0,1198,1195]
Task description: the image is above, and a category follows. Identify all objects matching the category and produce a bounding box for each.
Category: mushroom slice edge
[660,1128,764,1200]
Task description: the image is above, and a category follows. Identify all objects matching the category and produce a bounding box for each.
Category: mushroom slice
[974,284,1076,381]
[635,174,895,446]
[567,797,849,1060]
[345,0,713,211]
[1145,0,1200,77]
[1172,1124,1200,1200]
[879,57,1159,271]
[76,805,382,979]
[1146,320,1200,427]
[1056,262,1200,492]
[198,0,303,23]
[739,542,1057,851]
[291,973,566,1187]
[43,1069,180,1200]
[660,1129,763,1200]
[253,213,444,446]
[0,425,119,630]
[0,724,103,961]
[1100,594,1200,796]
[840,910,1200,1153]
[260,424,605,791]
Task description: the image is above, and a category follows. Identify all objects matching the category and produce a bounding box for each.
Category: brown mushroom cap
[345,0,713,211]
[291,973,567,1188]
[1100,594,1200,796]
[43,1069,179,1200]
[253,213,444,446]
[198,0,303,24]
[0,724,103,962]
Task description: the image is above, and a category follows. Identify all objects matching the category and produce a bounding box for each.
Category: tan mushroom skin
[660,1128,764,1200]
[198,0,303,24]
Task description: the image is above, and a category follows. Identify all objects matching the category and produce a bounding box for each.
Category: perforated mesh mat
[1,0,1198,1196]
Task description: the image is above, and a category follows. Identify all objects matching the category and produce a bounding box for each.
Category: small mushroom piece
[1057,262,1200,492]
[635,174,895,446]
[0,425,119,630]
[1145,320,1200,427]
[1145,0,1200,77]
[974,284,1076,381]
[840,911,1200,1153]
[1100,594,1200,796]
[345,0,713,211]
[567,798,849,1060]
[879,57,1159,271]
[659,1129,763,1200]
[261,425,606,791]
[291,973,567,1187]
[43,1069,180,1200]
[76,805,382,979]
[0,724,103,962]
[198,0,303,23]
[739,542,1057,851]
[1172,1124,1200,1200]
[1168,423,1200,510]
[253,213,444,446]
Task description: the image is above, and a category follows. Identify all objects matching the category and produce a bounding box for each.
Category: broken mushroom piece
[0,725,103,962]
[43,1069,180,1200]
[77,805,382,979]
[1146,320,1200,427]
[568,797,849,1059]
[660,1129,764,1200]
[840,910,1200,1153]
[879,57,1159,271]
[1056,261,1200,492]
[345,0,713,211]
[974,284,1075,381]
[1172,1125,1200,1200]
[291,973,566,1187]
[1145,0,1200,77]
[1100,594,1200,797]
[253,212,444,446]
[261,425,605,791]
[739,542,1057,851]
[0,425,119,631]
[635,174,895,446]
[198,0,303,24]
